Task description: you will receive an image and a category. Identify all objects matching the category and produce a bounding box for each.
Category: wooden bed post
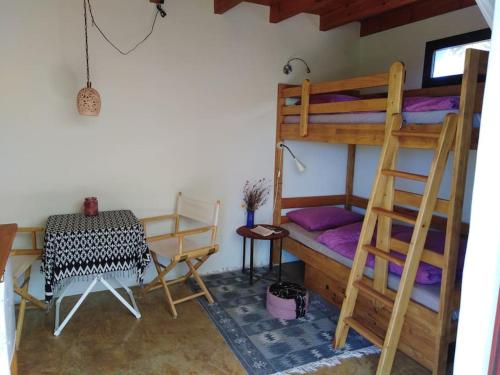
[299,79,311,137]
[433,49,487,375]
[273,84,286,263]
[373,61,405,295]
[345,144,356,210]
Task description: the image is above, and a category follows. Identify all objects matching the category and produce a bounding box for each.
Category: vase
[246,210,255,227]
[84,197,98,217]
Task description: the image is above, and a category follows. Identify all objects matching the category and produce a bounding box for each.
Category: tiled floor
[18,263,432,374]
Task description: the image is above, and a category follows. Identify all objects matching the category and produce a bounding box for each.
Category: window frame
[422,28,491,88]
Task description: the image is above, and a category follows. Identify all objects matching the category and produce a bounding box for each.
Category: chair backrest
[175,193,220,227]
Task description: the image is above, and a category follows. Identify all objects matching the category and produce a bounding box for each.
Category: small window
[422,29,491,88]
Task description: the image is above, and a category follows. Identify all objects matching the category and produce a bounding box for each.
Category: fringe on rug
[271,346,381,375]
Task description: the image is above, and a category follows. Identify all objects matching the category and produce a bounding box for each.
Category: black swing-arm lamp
[277,142,306,172]
[283,58,311,75]
[149,0,167,17]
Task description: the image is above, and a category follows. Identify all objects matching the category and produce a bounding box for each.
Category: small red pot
[84,197,98,217]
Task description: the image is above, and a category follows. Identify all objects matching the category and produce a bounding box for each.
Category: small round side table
[236,224,289,285]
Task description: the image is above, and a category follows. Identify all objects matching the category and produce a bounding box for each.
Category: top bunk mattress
[281,221,445,313]
[283,110,481,128]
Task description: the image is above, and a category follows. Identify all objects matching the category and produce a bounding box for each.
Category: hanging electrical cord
[85,0,165,56]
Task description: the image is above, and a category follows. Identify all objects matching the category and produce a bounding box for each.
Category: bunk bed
[272,49,489,374]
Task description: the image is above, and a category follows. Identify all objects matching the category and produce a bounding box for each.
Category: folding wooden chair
[10,227,46,349]
[141,193,220,318]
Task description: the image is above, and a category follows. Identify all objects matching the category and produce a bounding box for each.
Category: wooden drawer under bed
[304,262,439,369]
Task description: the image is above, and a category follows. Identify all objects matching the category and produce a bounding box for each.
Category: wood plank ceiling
[214,0,477,36]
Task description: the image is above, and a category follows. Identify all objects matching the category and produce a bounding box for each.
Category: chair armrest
[17,227,45,233]
[11,248,43,256]
[174,226,215,239]
[146,226,214,242]
[145,233,174,242]
[139,214,178,225]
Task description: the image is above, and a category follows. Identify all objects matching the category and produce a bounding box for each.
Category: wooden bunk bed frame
[272,49,489,374]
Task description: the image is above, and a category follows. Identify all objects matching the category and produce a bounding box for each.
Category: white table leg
[100,278,141,319]
[54,277,98,336]
[113,278,140,315]
[54,280,74,332]
[53,275,142,336]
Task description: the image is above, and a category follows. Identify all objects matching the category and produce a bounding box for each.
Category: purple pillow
[286,206,363,232]
[403,96,459,112]
[298,94,359,105]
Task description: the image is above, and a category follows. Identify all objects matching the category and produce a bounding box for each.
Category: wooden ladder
[334,112,458,374]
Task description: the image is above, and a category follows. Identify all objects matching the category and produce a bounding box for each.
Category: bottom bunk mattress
[281,221,462,314]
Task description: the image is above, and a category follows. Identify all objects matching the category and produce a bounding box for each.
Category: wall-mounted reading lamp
[283,58,311,75]
[149,0,167,17]
[277,142,306,173]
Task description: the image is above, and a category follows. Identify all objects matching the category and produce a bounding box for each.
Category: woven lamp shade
[77,84,101,116]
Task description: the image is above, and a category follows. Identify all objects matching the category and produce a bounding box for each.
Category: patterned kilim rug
[193,269,379,375]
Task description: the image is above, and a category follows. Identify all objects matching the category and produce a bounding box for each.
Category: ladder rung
[381,169,428,182]
[345,317,384,348]
[372,207,416,225]
[362,245,406,267]
[354,280,394,309]
[392,130,441,139]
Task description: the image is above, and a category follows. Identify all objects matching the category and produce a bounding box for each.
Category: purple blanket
[316,222,467,285]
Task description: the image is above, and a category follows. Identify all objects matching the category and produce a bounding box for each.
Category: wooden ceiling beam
[360,0,477,36]
[246,0,272,5]
[269,0,340,23]
[320,0,420,31]
[214,0,244,14]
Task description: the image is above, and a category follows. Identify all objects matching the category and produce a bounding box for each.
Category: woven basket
[266,286,309,320]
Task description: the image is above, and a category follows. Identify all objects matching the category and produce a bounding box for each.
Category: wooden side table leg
[242,237,246,274]
[279,238,283,282]
[250,239,254,285]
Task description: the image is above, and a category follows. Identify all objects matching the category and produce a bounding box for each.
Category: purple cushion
[392,230,468,283]
[286,206,363,231]
[403,96,459,112]
[315,223,467,285]
[298,94,359,105]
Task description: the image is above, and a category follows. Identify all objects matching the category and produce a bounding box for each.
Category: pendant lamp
[77,0,101,116]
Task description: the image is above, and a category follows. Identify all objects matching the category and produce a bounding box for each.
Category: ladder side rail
[374,61,405,295]
[334,113,403,349]
[376,114,458,374]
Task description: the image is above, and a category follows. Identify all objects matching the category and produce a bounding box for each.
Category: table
[236,225,289,285]
[42,210,150,336]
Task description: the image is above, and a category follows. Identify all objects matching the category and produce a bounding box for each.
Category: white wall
[0,0,359,298]
[352,6,488,221]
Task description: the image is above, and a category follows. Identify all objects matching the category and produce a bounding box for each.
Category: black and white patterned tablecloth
[42,210,150,301]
